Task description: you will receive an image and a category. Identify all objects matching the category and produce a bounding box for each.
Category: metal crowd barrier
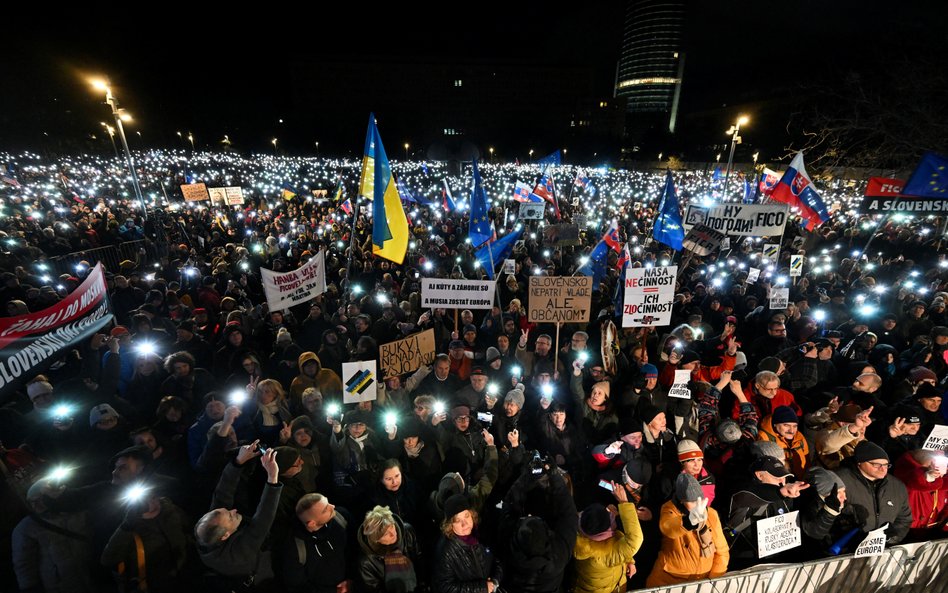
[634,539,948,593]
[47,240,147,276]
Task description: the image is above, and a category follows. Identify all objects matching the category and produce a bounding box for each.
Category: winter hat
[27,380,54,400]
[504,387,525,408]
[639,403,662,425]
[399,417,424,440]
[622,458,652,487]
[751,440,786,463]
[110,325,130,337]
[892,404,922,425]
[450,403,471,420]
[678,350,700,365]
[618,414,643,436]
[854,441,889,463]
[290,416,314,436]
[443,493,473,520]
[677,439,703,462]
[758,357,782,374]
[909,367,937,383]
[717,419,742,444]
[276,328,292,344]
[675,473,703,503]
[485,347,501,364]
[448,340,465,349]
[772,405,799,426]
[343,409,371,426]
[515,517,550,557]
[640,364,658,379]
[915,383,943,401]
[807,467,845,497]
[274,446,301,471]
[832,403,862,424]
[592,381,611,398]
[177,319,195,333]
[89,403,119,428]
[579,503,614,541]
[462,324,477,335]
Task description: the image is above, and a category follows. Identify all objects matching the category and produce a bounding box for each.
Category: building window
[454,80,463,87]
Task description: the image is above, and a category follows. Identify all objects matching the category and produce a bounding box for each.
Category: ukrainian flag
[359,113,408,264]
[281,183,297,201]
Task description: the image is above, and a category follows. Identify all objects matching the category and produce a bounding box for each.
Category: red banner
[865,177,906,198]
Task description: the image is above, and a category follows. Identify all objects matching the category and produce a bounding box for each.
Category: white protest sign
[208,187,227,204]
[668,369,692,399]
[757,511,801,558]
[770,288,790,310]
[622,266,677,328]
[747,268,761,284]
[683,224,726,256]
[259,250,327,312]
[342,360,378,403]
[683,203,789,237]
[224,186,245,205]
[421,278,496,310]
[721,237,731,251]
[923,425,948,451]
[790,255,803,277]
[854,524,888,558]
[762,243,780,265]
[503,259,516,275]
[519,202,545,220]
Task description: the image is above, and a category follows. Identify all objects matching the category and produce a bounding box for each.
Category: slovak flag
[770,152,830,231]
[616,242,631,270]
[574,170,590,188]
[759,167,782,196]
[533,173,561,219]
[602,219,621,253]
[340,198,353,215]
[512,181,542,203]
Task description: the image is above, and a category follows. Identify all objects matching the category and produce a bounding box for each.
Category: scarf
[383,550,416,593]
[404,441,425,458]
[258,401,281,426]
[352,432,369,450]
[696,522,716,558]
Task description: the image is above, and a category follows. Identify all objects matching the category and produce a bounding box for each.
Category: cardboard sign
[503,259,516,275]
[858,196,948,213]
[747,268,761,284]
[721,237,731,251]
[519,202,546,220]
[923,425,948,451]
[757,511,801,558]
[181,182,209,201]
[342,360,378,403]
[683,203,789,237]
[790,255,803,277]
[770,287,790,310]
[543,223,580,246]
[683,224,726,256]
[208,187,227,204]
[421,279,496,310]
[380,329,436,379]
[668,369,692,399]
[762,243,780,265]
[527,276,592,323]
[854,524,888,558]
[224,186,245,205]
[622,266,677,328]
[259,250,327,312]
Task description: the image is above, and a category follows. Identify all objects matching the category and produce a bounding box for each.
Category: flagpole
[344,190,360,304]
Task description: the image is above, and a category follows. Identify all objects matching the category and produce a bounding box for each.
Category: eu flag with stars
[468,159,493,248]
[652,171,684,250]
[475,227,522,279]
[903,153,948,198]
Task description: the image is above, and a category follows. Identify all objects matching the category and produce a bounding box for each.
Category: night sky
[1,2,945,162]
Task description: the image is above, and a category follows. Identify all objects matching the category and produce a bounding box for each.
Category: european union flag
[536,151,562,168]
[903,153,948,198]
[577,240,610,290]
[475,227,522,279]
[469,159,493,248]
[653,171,684,250]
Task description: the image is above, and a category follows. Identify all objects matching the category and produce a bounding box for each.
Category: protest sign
[859,196,948,213]
[865,177,906,197]
[683,203,788,237]
[923,425,948,451]
[342,361,378,403]
[519,202,545,220]
[180,182,209,201]
[854,524,888,558]
[0,264,113,393]
[790,255,803,277]
[379,329,436,379]
[762,243,780,265]
[208,187,227,204]
[668,369,693,399]
[721,237,731,251]
[747,268,761,284]
[622,266,677,328]
[224,186,245,205]
[543,224,580,246]
[503,259,516,275]
[421,279,496,310]
[757,511,801,558]
[260,250,327,312]
[683,224,726,256]
[573,214,587,228]
[528,276,593,323]
[770,288,790,310]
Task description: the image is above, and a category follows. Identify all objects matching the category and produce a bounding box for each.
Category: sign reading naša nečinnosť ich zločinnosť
[0,263,113,394]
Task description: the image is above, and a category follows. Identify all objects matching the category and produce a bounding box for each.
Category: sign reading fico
[683,204,788,237]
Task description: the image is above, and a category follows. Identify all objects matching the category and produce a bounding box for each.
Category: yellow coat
[573,502,643,593]
[646,500,729,587]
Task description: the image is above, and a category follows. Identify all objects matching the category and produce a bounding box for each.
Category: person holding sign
[835,441,912,551]
[646,474,728,587]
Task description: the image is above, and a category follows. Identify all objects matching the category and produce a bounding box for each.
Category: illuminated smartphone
[598,479,614,492]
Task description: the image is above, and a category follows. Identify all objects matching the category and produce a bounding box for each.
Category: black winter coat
[433,535,502,593]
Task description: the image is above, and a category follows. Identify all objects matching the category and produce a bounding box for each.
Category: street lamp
[752,151,760,165]
[315,141,319,158]
[489,147,494,163]
[723,115,749,198]
[187,133,195,152]
[89,78,147,218]
[272,138,278,153]
[404,142,409,160]
[529,149,534,161]
[101,122,119,158]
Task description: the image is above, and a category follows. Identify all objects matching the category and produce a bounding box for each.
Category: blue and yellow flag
[281,182,298,201]
[359,113,409,264]
[903,153,948,198]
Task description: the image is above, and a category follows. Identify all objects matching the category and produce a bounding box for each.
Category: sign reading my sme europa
[421,278,496,309]
[528,276,593,323]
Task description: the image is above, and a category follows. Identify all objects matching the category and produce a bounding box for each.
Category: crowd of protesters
[2,149,948,593]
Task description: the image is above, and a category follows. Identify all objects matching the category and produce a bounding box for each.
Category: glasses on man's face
[864,461,892,470]
[454,415,470,422]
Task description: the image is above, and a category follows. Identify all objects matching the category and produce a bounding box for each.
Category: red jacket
[733,385,802,420]
[892,453,948,532]
[658,355,736,389]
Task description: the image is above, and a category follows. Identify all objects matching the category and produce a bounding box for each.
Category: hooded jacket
[282,511,348,593]
[756,415,810,479]
[573,501,643,593]
[646,500,728,587]
[290,352,344,402]
[892,452,948,534]
[356,514,419,593]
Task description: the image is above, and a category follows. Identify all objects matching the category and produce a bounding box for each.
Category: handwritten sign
[259,250,327,312]
[342,360,378,403]
[421,279,496,310]
[770,288,790,310]
[503,259,516,275]
[757,511,801,558]
[180,182,209,201]
[380,329,436,379]
[622,266,677,328]
[747,268,761,284]
[854,524,888,558]
[683,224,726,256]
[224,186,245,205]
[528,276,592,324]
[923,425,948,451]
[668,369,692,399]
[208,187,227,204]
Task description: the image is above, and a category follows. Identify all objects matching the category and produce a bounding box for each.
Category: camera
[528,451,550,477]
[477,412,493,427]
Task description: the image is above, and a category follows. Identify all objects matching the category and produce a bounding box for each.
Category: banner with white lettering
[379,329,436,379]
[528,277,593,323]
[668,369,692,399]
[622,266,677,328]
[421,279,496,310]
[854,524,888,558]
[923,425,948,451]
[858,196,948,214]
[260,250,327,312]
[683,204,789,237]
[757,511,801,558]
[683,224,726,256]
[0,263,113,394]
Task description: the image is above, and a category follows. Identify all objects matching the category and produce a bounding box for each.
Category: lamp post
[489,147,494,163]
[529,149,534,162]
[404,142,409,160]
[723,115,749,198]
[188,133,195,152]
[272,138,278,153]
[90,79,147,219]
[101,122,119,158]
[315,141,319,159]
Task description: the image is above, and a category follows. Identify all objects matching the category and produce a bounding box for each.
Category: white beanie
[27,381,54,400]
[89,404,119,428]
